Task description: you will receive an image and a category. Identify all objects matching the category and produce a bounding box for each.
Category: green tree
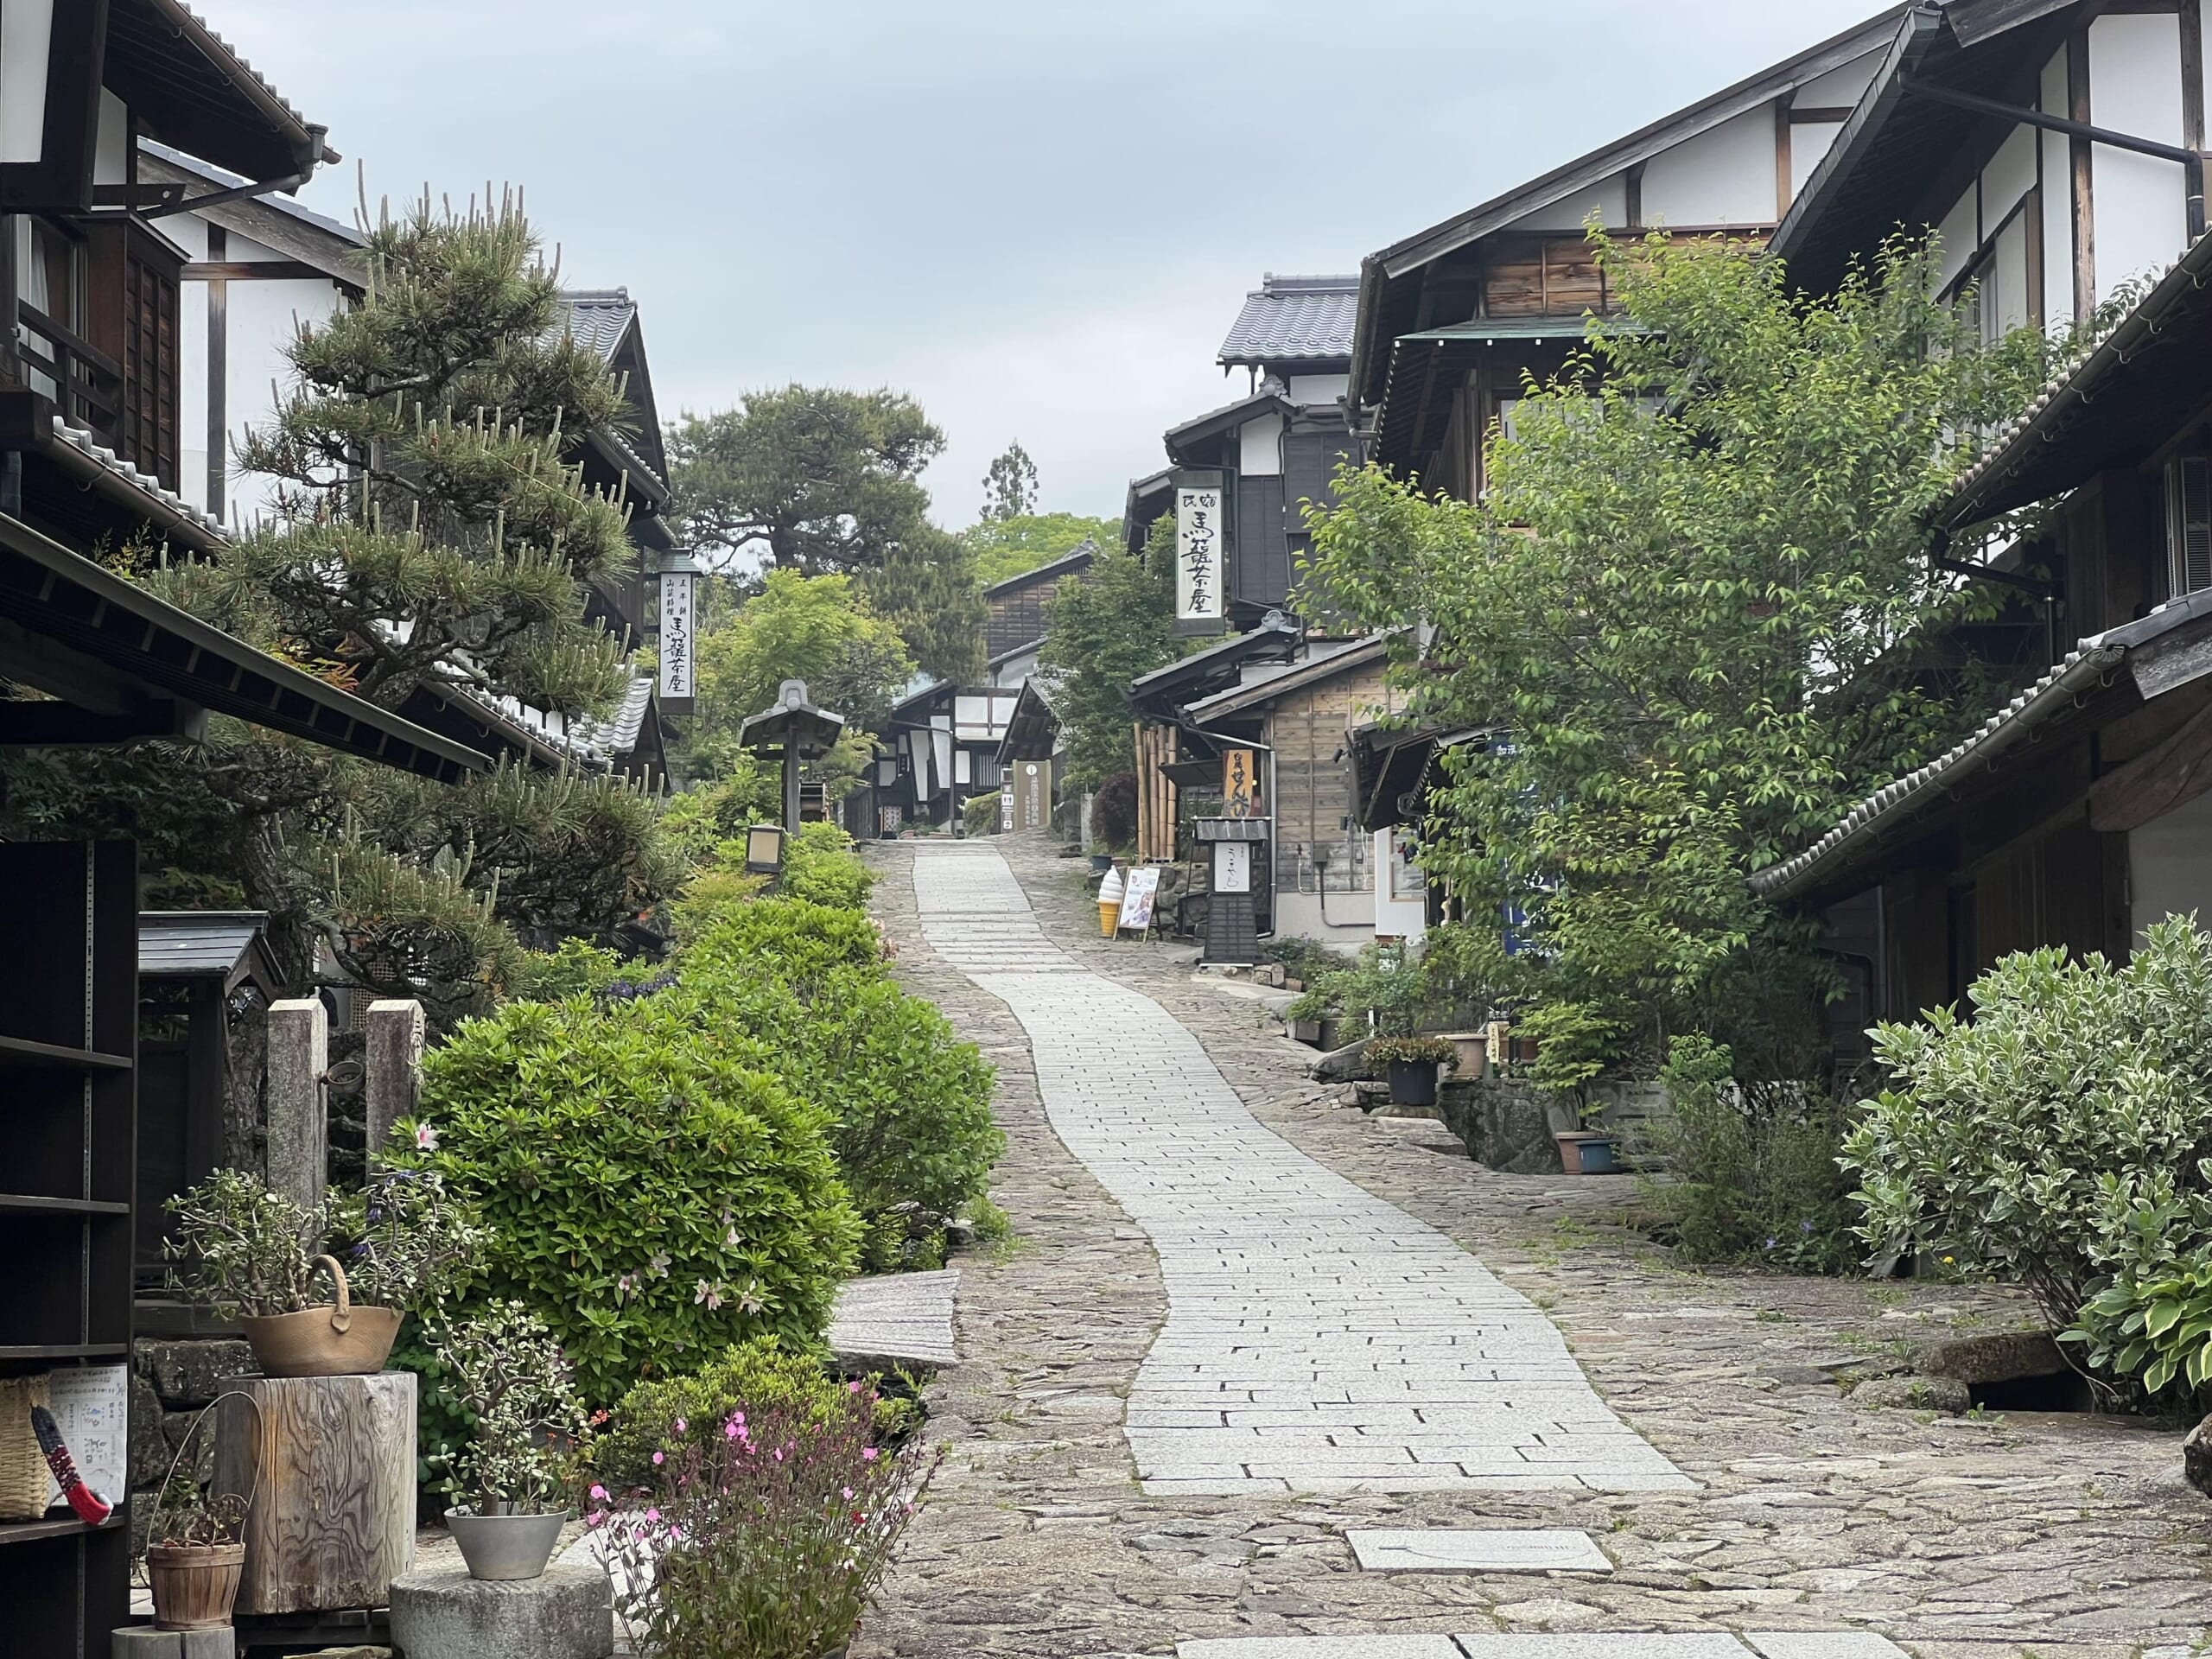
[860,523,986,684]
[964,512,1121,588]
[1303,231,2072,1089]
[688,569,914,791]
[979,441,1039,523]
[130,193,678,1012]
[1038,517,1179,789]
[666,387,943,575]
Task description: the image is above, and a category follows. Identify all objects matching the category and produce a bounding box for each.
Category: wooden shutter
[83,221,183,491]
[2169,454,2212,596]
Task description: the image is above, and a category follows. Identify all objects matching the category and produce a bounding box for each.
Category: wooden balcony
[13,303,124,446]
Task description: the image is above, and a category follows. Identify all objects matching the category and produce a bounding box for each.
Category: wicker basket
[0,1375,54,1520]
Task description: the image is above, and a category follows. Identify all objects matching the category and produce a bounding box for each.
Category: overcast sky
[213,1,1887,527]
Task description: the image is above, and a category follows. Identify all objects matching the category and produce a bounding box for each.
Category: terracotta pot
[149,1542,245,1630]
[237,1255,401,1377]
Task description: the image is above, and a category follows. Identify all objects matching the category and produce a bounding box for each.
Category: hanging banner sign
[658,572,696,704]
[1221,748,1258,818]
[1174,474,1228,632]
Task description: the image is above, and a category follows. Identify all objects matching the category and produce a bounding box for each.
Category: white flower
[694,1279,723,1312]
[647,1252,671,1279]
[414,1122,440,1151]
[735,1280,764,1316]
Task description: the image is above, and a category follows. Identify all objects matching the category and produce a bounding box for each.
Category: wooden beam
[179,259,334,283]
[205,226,227,526]
[0,699,203,747]
[2070,29,2098,320]
[2185,0,2207,154]
[1776,96,1796,222]
[2090,695,2212,831]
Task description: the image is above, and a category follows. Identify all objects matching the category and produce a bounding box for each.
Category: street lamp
[743,823,787,876]
[0,1,109,213]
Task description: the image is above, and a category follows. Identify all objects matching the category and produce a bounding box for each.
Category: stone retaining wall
[1437,1078,1670,1173]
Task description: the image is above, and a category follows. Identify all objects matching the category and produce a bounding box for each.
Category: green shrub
[680,894,885,982]
[1285,939,1436,1037]
[1847,917,2212,1330]
[961,792,1001,836]
[511,937,634,1002]
[1648,1034,1857,1272]
[1366,1035,1459,1067]
[780,822,875,909]
[2065,1262,2212,1402]
[593,1336,849,1491]
[403,995,862,1407]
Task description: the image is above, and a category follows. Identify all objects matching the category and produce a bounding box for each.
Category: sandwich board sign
[1117,866,1161,934]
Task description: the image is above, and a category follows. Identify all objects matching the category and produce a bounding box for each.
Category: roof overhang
[1128,613,1303,721]
[996,678,1063,763]
[107,0,340,187]
[1165,391,1294,465]
[1124,469,1174,553]
[0,510,487,782]
[1184,632,1399,725]
[0,395,226,557]
[982,544,1096,600]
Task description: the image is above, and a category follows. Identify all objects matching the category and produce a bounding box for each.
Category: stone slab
[1179,1641,1464,1659]
[1346,1529,1612,1574]
[110,1632,235,1659]
[389,1565,612,1659]
[1449,1640,1751,1658]
[1743,1637,1910,1659]
[827,1268,959,1369]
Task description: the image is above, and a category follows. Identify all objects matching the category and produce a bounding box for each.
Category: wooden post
[215,1372,416,1614]
[782,743,801,832]
[363,999,424,1175]
[265,997,327,1212]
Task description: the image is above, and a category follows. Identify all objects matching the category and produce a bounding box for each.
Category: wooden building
[1753,230,2212,1028]
[1351,11,1900,495]
[983,542,1094,689]
[866,680,1020,833]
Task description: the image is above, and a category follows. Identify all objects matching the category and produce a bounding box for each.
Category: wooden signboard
[1222,748,1258,818]
[1117,867,1161,935]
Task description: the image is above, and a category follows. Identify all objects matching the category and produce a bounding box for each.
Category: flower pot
[1090,853,1112,874]
[1554,1132,1622,1175]
[237,1255,401,1378]
[148,1542,245,1630]
[1289,1017,1325,1046]
[448,1506,567,1581]
[1387,1059,1440,1108]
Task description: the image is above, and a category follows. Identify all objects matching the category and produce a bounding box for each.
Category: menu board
[1117,866,1161,932]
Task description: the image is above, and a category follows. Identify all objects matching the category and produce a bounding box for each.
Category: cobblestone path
[859,836,2212,1659]
[912,843,1687,1499]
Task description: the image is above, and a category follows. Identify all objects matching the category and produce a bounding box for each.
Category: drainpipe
[1900,77,2207,244]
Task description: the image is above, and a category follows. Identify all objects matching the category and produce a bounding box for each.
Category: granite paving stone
[1346,1530,1614,1574]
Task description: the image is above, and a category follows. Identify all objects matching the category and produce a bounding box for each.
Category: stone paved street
[912,843,1687,1499]
[857,836,2212,1659]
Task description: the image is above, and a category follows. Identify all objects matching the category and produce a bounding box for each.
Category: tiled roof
[1218,276,1360,366]
[149,0,336,162]
[558,290,638,363]
[50,414,227,542]
[139,912,268,979]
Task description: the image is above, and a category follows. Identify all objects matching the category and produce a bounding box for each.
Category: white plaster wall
[1509,173,1629,232]
[0,0,54,164]
[1287,372,1349,405]
[95,91,127,185]
[1983,124,2038,229]
[1992,211,2032,333]
[1239,410,1284,477]
[988,647,1039,688]
[2131,788,2212,940]
[1795,54,1881,110]
[1638,105,1779,226]
[1789,121,1843,199]
[2042,49,2074,328]
[1936,189,1980,293]
[2089,10,2188,299]
[1274,887,1378,946]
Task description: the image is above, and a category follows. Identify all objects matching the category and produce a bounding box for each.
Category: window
[2169,454,2212,598]
[13,216,82,403]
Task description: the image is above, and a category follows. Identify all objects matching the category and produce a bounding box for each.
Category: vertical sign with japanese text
[1176,484,1227,630]
[658,571,696,707]
[1221,748,1257,818]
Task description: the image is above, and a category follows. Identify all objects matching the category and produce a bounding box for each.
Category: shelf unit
[0,842,137,1656]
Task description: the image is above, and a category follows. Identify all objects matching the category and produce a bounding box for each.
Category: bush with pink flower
[588,1376,934,1659]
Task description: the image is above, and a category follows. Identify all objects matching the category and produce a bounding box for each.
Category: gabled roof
[1124,468,1174,553]
[559,289,670,500]
[1351,7,1904,405]
[1128,612,1303,718]
[1770,2,2087,298]
[982,543,1096,599]
[139,911,275,989]
[560,290,639,361]
[108,0,339,184]
[1218,276,1360,367]
[140,140,366,282]
[1184,632,1401,725]
[1165,390,1294,463]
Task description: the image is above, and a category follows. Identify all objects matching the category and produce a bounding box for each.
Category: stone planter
[1386,1060,1440,1108]
[1289,1017,1325,1046]
[1554,1131,1622,1174]
[448,1506,567,1581]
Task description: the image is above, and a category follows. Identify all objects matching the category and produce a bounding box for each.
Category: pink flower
[861,1446,880,1462]
[724,1419,741,1440]
[694,1279,723,1312]
[414,1122,439,1151]
[644,1508,660,1523]
[586,1511,605,1529]
[848,1380,863,1395]
[652,1451,664,1466]
[842,1486,855,1501]
[588,1484,608,1503]
[725,1226,741,1248]
[674,1417,686,1433]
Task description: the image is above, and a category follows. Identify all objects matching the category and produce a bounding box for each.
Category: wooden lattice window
[120,245,180,488]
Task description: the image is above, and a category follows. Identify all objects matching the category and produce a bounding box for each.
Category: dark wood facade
[984,545,1093,662]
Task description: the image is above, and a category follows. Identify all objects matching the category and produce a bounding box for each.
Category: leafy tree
[979,441,1039,523]
[1303,231,2071,1090]
[1039,517,1179,789]
[859,524,986,684]
[964,511,1121,588]
[686,569,913,792]
[118,192,678,1012]
[665,387,943,575]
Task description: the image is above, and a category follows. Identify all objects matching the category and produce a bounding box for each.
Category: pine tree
[860,524,986,685]
[979,441,1038,524]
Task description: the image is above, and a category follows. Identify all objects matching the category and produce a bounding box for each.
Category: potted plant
[143,1397,255,1632]
[1366,1035,1459,1107]
[166,1166,485,1377]
[436,1301,589,1581]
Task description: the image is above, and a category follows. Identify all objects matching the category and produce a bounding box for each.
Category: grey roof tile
[558,289,638,362]
[1218,275,1360,365]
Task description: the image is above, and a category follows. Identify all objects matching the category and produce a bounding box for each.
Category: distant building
[983,541,1095,688]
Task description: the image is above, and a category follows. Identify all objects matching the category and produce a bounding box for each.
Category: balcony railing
[11,302,124,450]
